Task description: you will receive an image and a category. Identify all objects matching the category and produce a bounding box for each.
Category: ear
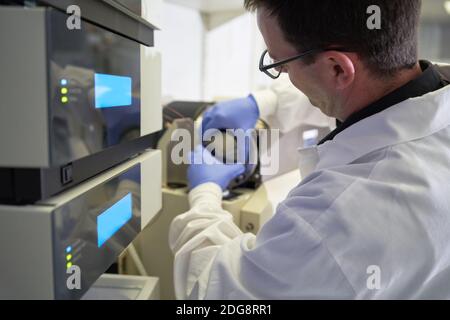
[317,52,356,90]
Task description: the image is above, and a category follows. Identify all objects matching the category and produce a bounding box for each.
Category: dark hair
[245,0,422,78]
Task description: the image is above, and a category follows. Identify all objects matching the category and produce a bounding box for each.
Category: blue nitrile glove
[202,95,260,133]
[188,145,246,191]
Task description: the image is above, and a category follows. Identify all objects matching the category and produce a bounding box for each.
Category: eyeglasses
[259,48,352,79]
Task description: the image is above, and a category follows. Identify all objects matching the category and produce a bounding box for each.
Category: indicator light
[61,97,69,104]
[445,1,450,15]
[66,254,72,261]
[61,88,68,95]
[67,262,73,269]
[61,79,68,86]
[66,246,72,253]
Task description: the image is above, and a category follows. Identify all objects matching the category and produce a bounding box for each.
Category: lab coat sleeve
[252,74,335,133]
[169,180,356,300]
[169,182,246,299]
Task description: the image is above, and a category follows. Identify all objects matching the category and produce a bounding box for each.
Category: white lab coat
[169,81,450,299]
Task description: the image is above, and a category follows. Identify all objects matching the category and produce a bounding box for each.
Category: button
[61,165,73,185]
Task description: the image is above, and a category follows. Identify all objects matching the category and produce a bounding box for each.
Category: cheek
[288,69,311,95]
[288,70,326,108]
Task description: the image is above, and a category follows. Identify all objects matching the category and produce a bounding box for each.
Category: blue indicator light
[66,246,72,253]
[61,79,68,86]
[94,73,132,109]
[97,193,133,247]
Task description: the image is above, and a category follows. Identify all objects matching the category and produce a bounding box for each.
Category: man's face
[257,8,336,117]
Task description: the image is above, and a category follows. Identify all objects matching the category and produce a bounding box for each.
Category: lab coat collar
[318,61,444,145]
[298,85,450,173]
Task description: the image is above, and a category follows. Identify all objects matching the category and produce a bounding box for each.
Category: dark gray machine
[0,1,157,204]
[0,150,161,300]
[0,0,163,300]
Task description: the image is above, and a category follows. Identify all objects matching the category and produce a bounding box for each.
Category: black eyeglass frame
[259,48,353,79]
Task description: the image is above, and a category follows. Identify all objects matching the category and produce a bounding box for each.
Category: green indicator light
[66,262,73,269]
[61,96,69,104]
[66,254,72,261]
[61,88,68,95]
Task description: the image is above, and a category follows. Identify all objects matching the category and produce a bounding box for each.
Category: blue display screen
[97,193,133,247]
[95,73,132,109]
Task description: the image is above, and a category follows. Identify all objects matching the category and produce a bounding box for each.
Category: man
[169,0,450,299]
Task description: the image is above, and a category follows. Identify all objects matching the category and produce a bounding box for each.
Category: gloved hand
[188,145,246,191]
[202,95,260,133]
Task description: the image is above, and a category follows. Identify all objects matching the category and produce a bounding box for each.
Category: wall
[155,2,205,101]
[156,3,270,102]
[203,13,270,101]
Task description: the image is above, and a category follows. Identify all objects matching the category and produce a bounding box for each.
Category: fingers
[232,164,246,177]
[201,103,230,132]
[201,108,214,132]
